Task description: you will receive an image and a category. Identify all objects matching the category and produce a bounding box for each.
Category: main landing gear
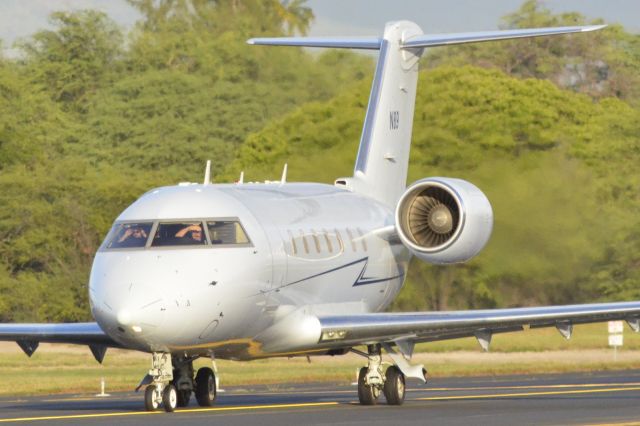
[143,353,218,412]
[355,344,415,406]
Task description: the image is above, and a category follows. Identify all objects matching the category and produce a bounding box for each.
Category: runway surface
[2,370,640,425]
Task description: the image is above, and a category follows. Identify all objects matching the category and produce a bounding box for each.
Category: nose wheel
[162,384,178,412]
[144,385,159,411]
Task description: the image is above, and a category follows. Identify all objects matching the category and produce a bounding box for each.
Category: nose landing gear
[143,353,176,412]
[143,353,219,412]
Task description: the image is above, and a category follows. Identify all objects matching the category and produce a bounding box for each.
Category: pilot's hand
[119,228,133,242]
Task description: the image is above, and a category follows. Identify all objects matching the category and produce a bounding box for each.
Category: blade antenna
[203,160,212,185]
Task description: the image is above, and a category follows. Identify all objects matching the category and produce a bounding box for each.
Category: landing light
[321,330,347,341]
[132,325,143,333]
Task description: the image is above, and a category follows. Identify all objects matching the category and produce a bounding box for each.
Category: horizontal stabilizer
[247,37,382,50]
[402,25,606,48]
[248,25,605,51]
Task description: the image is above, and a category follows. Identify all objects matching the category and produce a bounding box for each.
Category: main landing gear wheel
[357,366,380,405]
[383,366,406,405]
[195,367,217,407]
[162,384,178,412]
[144,385,159,411]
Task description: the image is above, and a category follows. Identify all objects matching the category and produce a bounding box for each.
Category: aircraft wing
[317,301,640,349]
[0,322,121,361]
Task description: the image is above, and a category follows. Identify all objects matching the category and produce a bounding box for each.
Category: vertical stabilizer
[352,21,423,206]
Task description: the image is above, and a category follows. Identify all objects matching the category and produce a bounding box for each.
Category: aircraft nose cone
[116,309,132,326]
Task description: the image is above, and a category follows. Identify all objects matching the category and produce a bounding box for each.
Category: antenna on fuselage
[203,160,212,185]
[238,171,244,184]
[280,163,288,185]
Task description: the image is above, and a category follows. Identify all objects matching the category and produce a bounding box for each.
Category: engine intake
[396,178,493,264]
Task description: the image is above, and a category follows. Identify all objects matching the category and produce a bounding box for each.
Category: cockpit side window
[152,222,206,247]
[107,222,153,249]
[207,221,250,245]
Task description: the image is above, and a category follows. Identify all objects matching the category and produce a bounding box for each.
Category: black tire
[144,385,159,411]
[176,389,191,407]
[162,384,178,412]
[383,366,406,406]
[195,367,217,407]
[357,367,379,405]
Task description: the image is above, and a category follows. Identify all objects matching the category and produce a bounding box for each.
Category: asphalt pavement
[1,370,640,425]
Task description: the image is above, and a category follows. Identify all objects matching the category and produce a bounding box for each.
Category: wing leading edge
[317,301,640,348]
[0,322,121,361]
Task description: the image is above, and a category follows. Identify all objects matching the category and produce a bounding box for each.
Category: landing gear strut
[355,344,407,406]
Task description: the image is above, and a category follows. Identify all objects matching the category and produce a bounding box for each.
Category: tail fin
[249,23,604,206]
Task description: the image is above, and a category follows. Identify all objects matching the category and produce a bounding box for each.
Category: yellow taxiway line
[2,385,640,423]
[417,386,640,401]
[0,402,339,423]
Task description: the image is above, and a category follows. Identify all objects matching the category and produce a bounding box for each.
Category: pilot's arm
[175,224,201,238]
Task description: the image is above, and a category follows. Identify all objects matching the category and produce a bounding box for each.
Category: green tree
[18,10,123,112]
[425,0,640,106]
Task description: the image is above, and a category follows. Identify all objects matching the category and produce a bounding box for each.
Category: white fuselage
[89,183,410,359]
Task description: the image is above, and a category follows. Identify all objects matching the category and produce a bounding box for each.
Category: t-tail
[248,21,605,207]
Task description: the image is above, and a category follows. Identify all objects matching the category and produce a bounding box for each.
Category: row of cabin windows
[286,228,367,256]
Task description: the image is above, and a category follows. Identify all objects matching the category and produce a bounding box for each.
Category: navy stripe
[284,257,369,287]
[283,256,404,288]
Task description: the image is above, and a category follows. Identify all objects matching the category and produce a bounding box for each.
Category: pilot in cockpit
[175,223,204,243]
[117,226,148,246]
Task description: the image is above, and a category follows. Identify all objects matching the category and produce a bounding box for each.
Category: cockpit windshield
[107,222,153,249]
[152,222,206,247]
[102,218,252,250]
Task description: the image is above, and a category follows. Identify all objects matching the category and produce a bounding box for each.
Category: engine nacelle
[395,177,493,264]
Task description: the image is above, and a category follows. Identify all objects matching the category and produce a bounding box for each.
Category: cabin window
[152,222,206,246]
[107,222,153,249]
[322,229,333,253]
[300,230,310,254]
[207,221,250,245]
[346,228,357,251]
[310,229,321,253]
[335,229,344,252]
[287,230,298,255]
[357,227,367,252]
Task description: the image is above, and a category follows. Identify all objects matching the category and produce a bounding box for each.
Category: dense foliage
[0,1,638,320]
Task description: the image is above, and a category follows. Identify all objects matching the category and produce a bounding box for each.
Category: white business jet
[1,20,639,413]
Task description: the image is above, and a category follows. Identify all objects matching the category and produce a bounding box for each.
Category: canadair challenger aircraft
[1,20,639,413]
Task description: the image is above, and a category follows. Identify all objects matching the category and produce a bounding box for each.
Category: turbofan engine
[395,177,493,264]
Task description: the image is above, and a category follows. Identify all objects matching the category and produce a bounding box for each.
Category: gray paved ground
[1,370,640,425]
